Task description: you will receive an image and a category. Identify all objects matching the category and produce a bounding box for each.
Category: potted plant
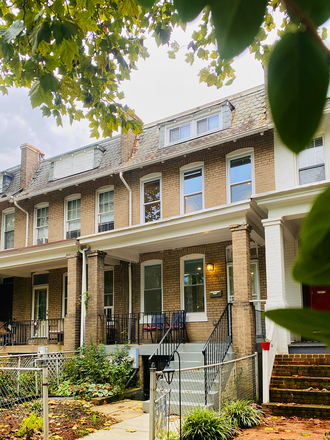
[261,338,271,351]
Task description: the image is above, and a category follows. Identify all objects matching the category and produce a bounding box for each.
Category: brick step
[270,376,330,390]
[270,388,330,405]
[263,402,330,420]
[272,365,330,378]
[274,354,330,366]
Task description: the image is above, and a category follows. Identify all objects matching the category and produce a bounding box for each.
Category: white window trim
[104,267,114,317]
[62,272,68,318]
[2,207,15,251]
[33,202,49,246]
[140,173,162,224]
[180,254,207,323]
[295,133,327,186]
[95,185,114,234]
[31,285,49,323]
[226,260,260,306]
[140,259,163,319]
[64,194,81,240]
[226,148,255,204]
[180,162,204,215]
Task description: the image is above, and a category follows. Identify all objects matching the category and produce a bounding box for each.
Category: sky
[0,15,328,170]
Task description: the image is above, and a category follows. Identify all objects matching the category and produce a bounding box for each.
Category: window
[181,255,206,320]
[34,204,49,245]
[96,187,114,233]
[227,151,253,203]
[298,137,325,185]
[141,261,162,314]
[1,174,12,192]
[227,262,260,303]
[2,209,15,250]
[169,124,190,143]
[181,163,204,214]
[65,195,81,239]
[141,173,161,223]
[197,114,220,134]
[104,269,114,318]
[62,273,68,318]
[32,272,49,337]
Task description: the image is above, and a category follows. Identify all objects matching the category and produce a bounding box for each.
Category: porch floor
[289,342,330,354]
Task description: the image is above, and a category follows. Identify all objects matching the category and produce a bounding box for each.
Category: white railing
[262,319,277,403]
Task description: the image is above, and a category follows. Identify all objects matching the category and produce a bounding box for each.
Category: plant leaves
[0,20,24,43]
[135,0,155,9]
[287,0,330,27]
[293,186,330,285]
[174,0,207,23]
[211,0,268,59]
[40,73,59,92]
[265,308,330,348]
[268,31,329,154]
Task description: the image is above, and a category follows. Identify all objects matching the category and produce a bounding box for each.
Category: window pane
[170,128,179,142]
[100,212,114,223]
[184,285,205,313]
[104,294,113,307]
[104,270,113,294]
[145,202,161,222]
[68,219,81,231]
[144,289,162,314]
[231,182,252,202]
[228,265,234,302]
[144,180,160,204]
[180,124,190,139]
[5,213,15,231]
[251,262,258,301]
[184,169,202,195]
[184,194,202,213]
[184,259,204,285]
[37,227,48,239]
[299,165,325,185]
[145,264,161,290]
[208,115,219,130]
[197,119,207,134]
[230,156,251,184]
[4,230,14,249]
[34,273,49,285]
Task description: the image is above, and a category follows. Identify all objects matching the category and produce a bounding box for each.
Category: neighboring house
[0,84,329,392]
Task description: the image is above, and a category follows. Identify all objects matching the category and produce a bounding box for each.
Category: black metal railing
[148,310,187,372]
[99,310,188,346]
[0,319,64,348]
[202,303,232,404]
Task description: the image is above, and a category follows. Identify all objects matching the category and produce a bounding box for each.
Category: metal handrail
[202,303,232,404]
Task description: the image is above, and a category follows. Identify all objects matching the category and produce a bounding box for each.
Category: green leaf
[40,73,59,92]
[29,80,53,107]
[57,39,79,67]
[41,105,51,117]
[135,0,155,9]
[287,0,330,27]
[1,40,14,60]
[174,0,207,23]
[30,21,51,53]
[0,20,24,43]
[211,0,268,59]
[268,31,329,154]
[265,309,330,348]
[293,186,330,285]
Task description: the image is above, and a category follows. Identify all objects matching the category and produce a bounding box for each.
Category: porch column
[64,252,82,351]
[86,250,106,344]
[262,219,290,353]
[230,224,256,358]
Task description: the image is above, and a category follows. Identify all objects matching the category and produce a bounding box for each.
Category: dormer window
[197,115,220,134]
[1,174,13,193]
[169,124,190,143]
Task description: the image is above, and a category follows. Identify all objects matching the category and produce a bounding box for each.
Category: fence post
[254,352,259,402]
[42,362,49,440]
[218,364,222,411]
[149,363,156,440]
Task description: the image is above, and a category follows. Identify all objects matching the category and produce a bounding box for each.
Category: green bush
[222,400,263,428]
[17,414,43,439]
[181,406,234,440]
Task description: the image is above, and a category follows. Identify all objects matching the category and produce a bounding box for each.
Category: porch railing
[0,319,64,348]
[202,303,232,405]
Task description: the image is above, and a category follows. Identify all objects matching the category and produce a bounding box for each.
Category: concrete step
[271,376,330,390]
[263,402,330,420]
[270,388,330,405]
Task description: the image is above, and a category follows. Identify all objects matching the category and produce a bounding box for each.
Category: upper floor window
[197,114,219,134]
[34,204,49,245]
[0,174,12,193]
[181,163,204,214]
[65,195,81,239]
[169,124,190,143]
[298,137,325,185]
[141,260,162,314]
[96,187,114,233]
[2,209,15,250]
[227,150,253,203]
[141,173,161,223]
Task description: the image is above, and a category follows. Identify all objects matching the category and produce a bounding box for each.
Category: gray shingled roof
[0,165,21,199]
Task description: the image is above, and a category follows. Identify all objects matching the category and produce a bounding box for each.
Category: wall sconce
[206,263,214,271]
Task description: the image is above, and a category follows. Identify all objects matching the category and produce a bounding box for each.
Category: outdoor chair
[165,310,189,343]
[143,312,166,343]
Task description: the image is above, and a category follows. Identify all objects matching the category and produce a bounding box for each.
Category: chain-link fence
[150,353,258,440]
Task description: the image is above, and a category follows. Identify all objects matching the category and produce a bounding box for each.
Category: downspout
[79,247,88,348]
[11,196,29,247]
[128,262,132,343]
[119,171,132,227]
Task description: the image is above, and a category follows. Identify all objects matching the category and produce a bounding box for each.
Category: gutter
[119,172,132,227]
[10,196,29,247]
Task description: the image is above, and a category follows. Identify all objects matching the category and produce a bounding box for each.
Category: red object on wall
[261,341,270,351]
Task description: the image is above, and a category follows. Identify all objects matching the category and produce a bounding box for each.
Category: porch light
[163,365,175,385]
[206,263,214,271]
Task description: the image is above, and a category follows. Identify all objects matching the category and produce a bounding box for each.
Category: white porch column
[262,218,290,354]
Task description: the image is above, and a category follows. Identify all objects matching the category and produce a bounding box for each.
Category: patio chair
[165,311,189,343]
[143,312,166,343]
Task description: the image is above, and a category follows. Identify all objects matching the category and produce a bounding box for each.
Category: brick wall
[20,144,42,189]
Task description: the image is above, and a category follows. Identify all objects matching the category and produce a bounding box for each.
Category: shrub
[17,414,43,439]
[181,406,234,440]
[222,400,263,428]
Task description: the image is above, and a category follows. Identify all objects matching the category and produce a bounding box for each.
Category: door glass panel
[104,270,114,317]
[184,258,205,313]
[144,264,162,313]
[33,288,47,337]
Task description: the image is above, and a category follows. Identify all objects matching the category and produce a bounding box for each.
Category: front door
[306,285,330,311]
[32,287,48,338]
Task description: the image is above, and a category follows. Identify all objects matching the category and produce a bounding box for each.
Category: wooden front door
[306,285,330,311]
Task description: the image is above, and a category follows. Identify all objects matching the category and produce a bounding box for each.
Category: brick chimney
[120,115,141,163]
[20,143,44,189]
